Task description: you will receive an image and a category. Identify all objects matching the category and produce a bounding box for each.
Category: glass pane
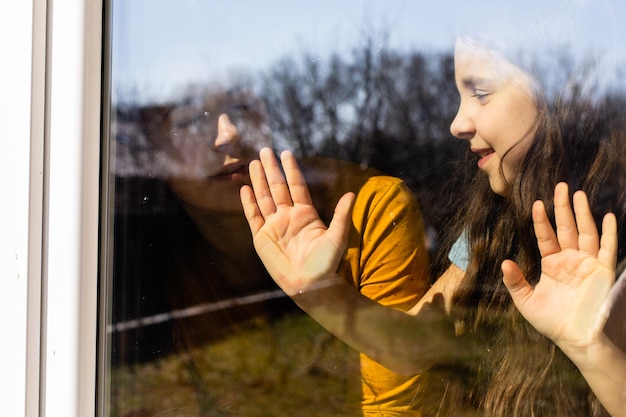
[100,1,626,416]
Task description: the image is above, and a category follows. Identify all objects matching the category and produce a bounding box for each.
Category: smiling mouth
[472,148,495,168]
[472,148,493,158]
[210,163,249,180]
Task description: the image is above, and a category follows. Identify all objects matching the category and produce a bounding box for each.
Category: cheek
[500,136,533,186]
[487,106,535,156]
[169,134,217,162]
[502,106,537,166]
[503,93,538,146]
[159,140,223,179]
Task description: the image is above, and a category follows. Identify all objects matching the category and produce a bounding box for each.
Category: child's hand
[502,182,617,353]
[240,148,355,296]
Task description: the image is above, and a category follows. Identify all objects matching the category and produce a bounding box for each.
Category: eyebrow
[462,76,488,89]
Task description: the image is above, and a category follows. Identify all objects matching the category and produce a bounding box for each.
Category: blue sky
[111,0,626,103]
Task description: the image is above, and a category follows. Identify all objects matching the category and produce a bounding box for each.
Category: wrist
[555,333,612,374]
[289,274,345,297]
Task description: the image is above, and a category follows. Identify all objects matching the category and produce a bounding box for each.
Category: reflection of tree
[260,40,465,242]
[114,38,626,266]
[258,40,626,258]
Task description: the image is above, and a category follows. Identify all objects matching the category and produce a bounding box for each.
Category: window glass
[100,1,626,416]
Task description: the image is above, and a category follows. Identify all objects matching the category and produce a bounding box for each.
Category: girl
[240,35,626,416]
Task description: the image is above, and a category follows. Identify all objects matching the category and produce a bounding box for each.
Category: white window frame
[0,0,103,416]
[0,1,37,416]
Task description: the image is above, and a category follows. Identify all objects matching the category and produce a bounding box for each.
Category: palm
[503,183,617,350]
[516,248,613,345]
[253,201,346,289]
[240,148,354,295]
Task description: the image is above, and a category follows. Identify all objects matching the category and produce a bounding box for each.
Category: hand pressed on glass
[502,182,617,350]
[240,147,355,296]
[502,183,626,417]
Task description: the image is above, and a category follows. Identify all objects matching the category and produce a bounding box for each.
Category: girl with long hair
[239,34,626,416]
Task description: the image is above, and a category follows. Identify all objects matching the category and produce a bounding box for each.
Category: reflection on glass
[101,1,626,416]
[109,75,436,415]
[105,3,444,415]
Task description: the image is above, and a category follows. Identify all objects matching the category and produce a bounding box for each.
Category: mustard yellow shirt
[302,158,431,416]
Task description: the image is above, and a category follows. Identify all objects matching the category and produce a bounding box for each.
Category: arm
[502,182,626,417]
[289,271,463,375]
[240,148,474,374]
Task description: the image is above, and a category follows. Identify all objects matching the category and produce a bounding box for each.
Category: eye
[226,102,256,119]
[175,111,210,129]
[472,88,491,102]
[228,102,253,112]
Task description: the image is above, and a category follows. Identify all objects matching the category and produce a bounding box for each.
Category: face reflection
[450,39,538,196]
[149,88,272,213]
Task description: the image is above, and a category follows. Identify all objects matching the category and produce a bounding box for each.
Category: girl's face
[148,89,272,213]
[450,39,539,196]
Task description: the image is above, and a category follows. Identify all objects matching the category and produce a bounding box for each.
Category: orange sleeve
[339,176,430,308]
[337,176,430,416]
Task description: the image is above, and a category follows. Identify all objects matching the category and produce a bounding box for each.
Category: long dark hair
[429,65,626,416]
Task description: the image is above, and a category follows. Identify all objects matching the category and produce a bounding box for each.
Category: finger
[259,147,293,207]
[249,157,276,216]
[553,182,579,250]
[240,185,265,235]
[598,212,618,270]
[325,192,356,250]
[532,200,561,257]
[280,150,313,205]
[502,259,534,309]
[572,190,600,256]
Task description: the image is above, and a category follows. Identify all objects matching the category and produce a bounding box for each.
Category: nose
[214,113,241,150]
[449,103,474,140]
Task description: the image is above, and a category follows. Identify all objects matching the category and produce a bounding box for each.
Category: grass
[109,312,364,417]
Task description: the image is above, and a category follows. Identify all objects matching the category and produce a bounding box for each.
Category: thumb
[502,259,534,305]
[326,192,355,251]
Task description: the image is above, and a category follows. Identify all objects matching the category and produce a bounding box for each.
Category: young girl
[240,35,626,416]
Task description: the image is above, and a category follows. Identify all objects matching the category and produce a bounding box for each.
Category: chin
[172,182,243,213]
[488,177,508,196]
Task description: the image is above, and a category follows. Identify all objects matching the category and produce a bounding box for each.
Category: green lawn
[109,313,364,417]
